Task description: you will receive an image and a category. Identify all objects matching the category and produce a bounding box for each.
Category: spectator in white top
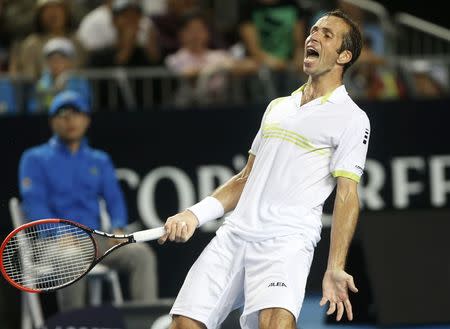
[85,0,160,66]
[77,0,159,63]
[142,0,168,16]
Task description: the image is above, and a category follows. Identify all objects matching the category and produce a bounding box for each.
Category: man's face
[303,15,351,77]
[181,19,209,50]
[50,108,90,143]
[114,7,141,33]
[40,4,67,33]
[46,53,73,77]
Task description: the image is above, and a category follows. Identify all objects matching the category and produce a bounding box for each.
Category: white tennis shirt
[224,84,370,246]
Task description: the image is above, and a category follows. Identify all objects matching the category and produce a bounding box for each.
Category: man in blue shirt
[19,90,158,311]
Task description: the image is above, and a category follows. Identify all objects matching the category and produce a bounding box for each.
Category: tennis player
[159,9,369,329]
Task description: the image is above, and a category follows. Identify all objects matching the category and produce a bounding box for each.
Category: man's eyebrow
[322,27,335,35]
[310,25,335,36]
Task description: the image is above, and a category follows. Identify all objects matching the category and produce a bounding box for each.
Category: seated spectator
[28,37,92,113]
[239,0,308,72]
[406,59,448,98]
[0,0,86,49]
[19,90,159,311]
[9,0,85,79]
[77,0,159,63]
[152,0,211,58]
[87,0,159,67]
[166,12,257,106]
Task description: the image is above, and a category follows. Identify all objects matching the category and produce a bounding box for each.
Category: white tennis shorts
[170,225,315,329]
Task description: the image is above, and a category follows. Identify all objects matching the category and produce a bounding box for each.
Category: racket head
[0,219,97,293]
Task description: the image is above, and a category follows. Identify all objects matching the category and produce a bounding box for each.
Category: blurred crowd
[0,0,448,113]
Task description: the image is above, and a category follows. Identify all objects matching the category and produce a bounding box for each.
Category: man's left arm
[323,111,370,321]
[321,177,359,321]
[101,155,127,232]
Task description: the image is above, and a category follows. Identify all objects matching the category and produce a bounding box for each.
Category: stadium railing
[394,12,450,56]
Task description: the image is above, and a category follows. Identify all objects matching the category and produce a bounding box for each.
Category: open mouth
[305,47,320,59]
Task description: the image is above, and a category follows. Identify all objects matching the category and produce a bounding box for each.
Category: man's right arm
[158,154,256,244]
[19,151,53,220]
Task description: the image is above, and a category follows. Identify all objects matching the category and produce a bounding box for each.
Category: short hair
[179,10,209,30]
[34,1,74,34]
[322,9,363,73]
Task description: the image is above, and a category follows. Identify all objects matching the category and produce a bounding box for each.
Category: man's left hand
[320,269,358,321]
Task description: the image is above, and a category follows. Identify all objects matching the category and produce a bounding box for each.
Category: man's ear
[337,50,352,65]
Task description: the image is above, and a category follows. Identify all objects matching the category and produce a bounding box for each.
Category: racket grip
[132,227,166,242]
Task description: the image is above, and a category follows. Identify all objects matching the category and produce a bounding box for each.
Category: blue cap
[49,90,90,116]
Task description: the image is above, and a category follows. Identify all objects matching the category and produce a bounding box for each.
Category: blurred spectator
[166,12,257,106]
[405,60,448,98]
[346,36,405,100]
[87,0,159,66]
[0,0,86,47]
[19,90,159,311]
[239,0,308,71]
[28,37,92,113]
[77,0,159,62]
[152,0,206,58]
[9,0,85,79]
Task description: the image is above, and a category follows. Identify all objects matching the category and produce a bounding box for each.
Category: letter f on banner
[391,157,425,209]
[430,155,450,207]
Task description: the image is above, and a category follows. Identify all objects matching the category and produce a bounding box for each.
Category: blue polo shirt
[19,136,127,230]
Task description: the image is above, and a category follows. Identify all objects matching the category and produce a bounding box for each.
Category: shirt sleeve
[249,128,262,156]
[19,150,53,221]
[100,155,128,229]
[330,112,371,183]
[249,100,274,156]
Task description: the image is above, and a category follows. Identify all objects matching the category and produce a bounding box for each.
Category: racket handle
[132,227,166,242]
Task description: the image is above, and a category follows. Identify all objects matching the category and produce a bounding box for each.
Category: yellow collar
[291,84,335,105]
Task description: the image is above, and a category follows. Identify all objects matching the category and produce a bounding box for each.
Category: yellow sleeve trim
[332,170,361,183]
[248,150,257,156]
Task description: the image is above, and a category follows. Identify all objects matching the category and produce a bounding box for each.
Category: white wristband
[187,196,225,227]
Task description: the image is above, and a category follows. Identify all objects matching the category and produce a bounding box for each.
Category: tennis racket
[0,218,165,293]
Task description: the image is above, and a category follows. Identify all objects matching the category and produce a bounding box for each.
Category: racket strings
[2,222,95,290]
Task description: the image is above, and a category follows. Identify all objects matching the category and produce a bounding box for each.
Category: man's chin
[59,135,84,144]
[303,65,314,76]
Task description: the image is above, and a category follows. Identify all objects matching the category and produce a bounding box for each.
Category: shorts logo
[268,282,287,288]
